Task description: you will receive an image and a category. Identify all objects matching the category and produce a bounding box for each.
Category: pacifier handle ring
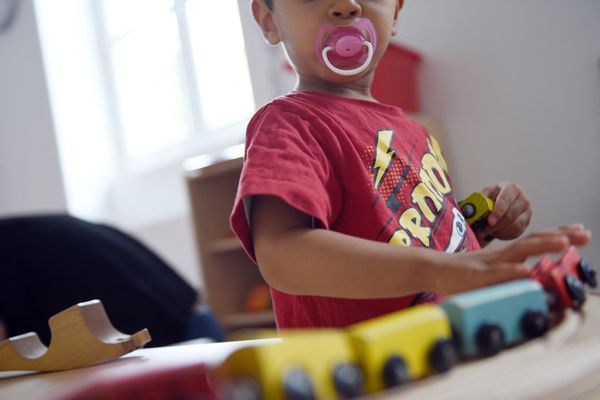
[321,41,374,77]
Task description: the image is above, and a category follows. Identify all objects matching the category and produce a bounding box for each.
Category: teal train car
[440,279,549,357]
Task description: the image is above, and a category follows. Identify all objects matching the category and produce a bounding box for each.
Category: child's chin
[321,69,370,82]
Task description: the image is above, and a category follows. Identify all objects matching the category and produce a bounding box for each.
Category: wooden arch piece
[0,300,151,372]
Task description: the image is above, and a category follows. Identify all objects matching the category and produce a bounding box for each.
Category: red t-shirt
[230,91,480,329]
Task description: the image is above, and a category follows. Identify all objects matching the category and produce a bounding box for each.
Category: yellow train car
[347,304,456,393]
[458,192,495,231]
[219,329,363,399]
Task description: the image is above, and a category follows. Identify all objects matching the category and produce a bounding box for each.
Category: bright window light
[98,0,255,161]
[187,1,255,130]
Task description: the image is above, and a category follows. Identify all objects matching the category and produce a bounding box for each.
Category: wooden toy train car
[458,192,495,231]
[220,330,363,400]
[530,246,596,310]
[219,278,563,399]
[441,279,549,357]
[348,304,456,393]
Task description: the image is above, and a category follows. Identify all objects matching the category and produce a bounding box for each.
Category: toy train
[219,248,595,400]
[530,245,597,310]
[458,192,495,232]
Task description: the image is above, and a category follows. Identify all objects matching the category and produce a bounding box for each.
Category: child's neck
[295,76,378,103]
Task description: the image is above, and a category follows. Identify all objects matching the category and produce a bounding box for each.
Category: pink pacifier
[315,18,377,76]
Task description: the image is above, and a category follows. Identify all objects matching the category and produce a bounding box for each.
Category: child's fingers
[486,212,531,240]
[528,224,591,244]
[503,233,570,262]
[487,183,523,226]
[557,224,592,245]
[480,184,501,199]
[486,195,530,233]
[502,225,591,261]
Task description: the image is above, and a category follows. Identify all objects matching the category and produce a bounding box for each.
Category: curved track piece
[0,300,151,371]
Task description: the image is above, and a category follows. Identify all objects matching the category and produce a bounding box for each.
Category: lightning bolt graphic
[372,129,395,189]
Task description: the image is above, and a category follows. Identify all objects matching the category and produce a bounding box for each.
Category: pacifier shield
[315,18,378,76]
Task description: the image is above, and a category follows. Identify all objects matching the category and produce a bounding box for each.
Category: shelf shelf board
[208,237,243,254]
[185,145,244,180]
[222,311,275,329]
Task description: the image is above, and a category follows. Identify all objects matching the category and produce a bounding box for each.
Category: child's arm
[251,195,591,298]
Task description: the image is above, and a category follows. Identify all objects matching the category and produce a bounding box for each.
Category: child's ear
[391,0,404,36]
[251,0,281,45]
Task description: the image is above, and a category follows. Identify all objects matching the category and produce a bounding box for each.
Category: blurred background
[0,0,598,295]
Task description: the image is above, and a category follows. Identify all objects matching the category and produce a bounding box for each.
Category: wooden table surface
[1,295,599,400]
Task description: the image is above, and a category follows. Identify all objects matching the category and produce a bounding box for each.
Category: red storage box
[372,42,422,113]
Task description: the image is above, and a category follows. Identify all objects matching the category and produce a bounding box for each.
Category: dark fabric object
[0,214,198,347]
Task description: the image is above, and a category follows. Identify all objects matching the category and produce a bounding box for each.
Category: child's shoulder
[255,91,335,114]
[252,91,407,122]
[247,91,430,141]
[247,92,334,131]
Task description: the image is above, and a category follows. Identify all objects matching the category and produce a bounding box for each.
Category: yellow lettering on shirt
[399,207,430,247]
[421,153,451,195]
[389,229,411,247]
[411,182,443,223]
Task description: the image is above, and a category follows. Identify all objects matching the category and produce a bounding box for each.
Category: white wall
[0,0,66,213]
[396,1,600,263]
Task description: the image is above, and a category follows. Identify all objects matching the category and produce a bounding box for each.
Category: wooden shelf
[221,311,275,330]
[186,146,276,336]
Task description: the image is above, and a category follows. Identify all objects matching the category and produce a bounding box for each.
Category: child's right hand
[433,224,592,295]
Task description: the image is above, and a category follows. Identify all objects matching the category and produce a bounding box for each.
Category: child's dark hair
[265,0,273,10]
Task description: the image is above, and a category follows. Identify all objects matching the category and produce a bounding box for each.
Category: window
[96,0,255,162]
[35,0,276,228]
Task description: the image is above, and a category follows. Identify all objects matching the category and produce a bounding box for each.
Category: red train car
[530,246,596,310]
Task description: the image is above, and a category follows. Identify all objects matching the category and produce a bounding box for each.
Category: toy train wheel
[564,274,586,309]
[460,203,476,219]
[332,364,364,399]
[521,309,549,338]
[283,368,316,400]
[578,259,597,288]
[470,220,488,232]
[429,338,457,373]
[450,324,463,353]
[476,322,505,357]
[545,289,560,310]
[382,355,410,388]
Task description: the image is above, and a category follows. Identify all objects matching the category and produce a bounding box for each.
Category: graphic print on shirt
[365,129,469,253]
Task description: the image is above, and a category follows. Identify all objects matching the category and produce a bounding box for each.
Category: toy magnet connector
[315,18,377,77]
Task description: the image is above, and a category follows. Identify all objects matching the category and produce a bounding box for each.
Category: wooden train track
[0,300,150,372]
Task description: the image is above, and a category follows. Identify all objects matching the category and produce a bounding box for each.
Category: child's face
[253,0,402,89]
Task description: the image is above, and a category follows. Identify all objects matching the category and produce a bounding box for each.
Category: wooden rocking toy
[0,300,151,372]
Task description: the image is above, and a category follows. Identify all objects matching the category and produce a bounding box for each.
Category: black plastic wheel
[564,273,586,309]
[471,219,488,232]
[382,355,410,388]
[332,363,364,399]
[476,322,505,357]
[429,338,457,373]
[545,289,560,310]
[450,324,463,354]
[521,309,549,338]
[460,203,476,218]
[283,368,316,400]
[578,259,597,288]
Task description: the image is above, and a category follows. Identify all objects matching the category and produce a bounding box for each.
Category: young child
[230,0,591,329]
